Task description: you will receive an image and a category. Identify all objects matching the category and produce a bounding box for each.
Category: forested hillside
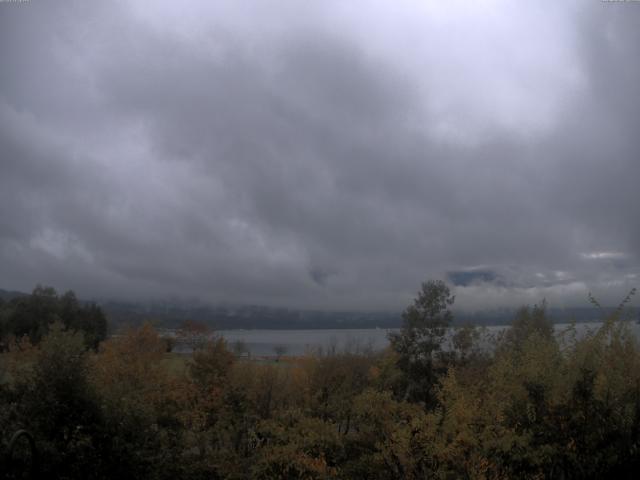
[1,281,639,479]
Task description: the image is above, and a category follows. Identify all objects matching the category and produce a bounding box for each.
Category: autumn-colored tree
[300,351,376,433]
[345,389,435,479]
[3,283,640,479]
[189,336,235,390]
[90,323,191,479]
[252,409,341,480]
[177,319,211,352]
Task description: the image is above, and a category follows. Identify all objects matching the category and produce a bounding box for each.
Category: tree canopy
[0,285,107,350]
[2,281,640,479]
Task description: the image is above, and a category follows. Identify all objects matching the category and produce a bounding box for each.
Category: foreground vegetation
[1,282,640,479]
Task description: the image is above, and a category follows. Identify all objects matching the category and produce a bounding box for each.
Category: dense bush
[1,283,640,479]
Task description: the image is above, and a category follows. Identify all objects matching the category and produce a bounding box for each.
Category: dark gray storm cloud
[1,0,639,310]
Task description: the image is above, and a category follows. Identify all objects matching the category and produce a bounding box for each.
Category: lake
[213,321,640,357]
[217,328,394,356]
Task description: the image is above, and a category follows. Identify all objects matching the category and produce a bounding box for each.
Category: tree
[0,286,107,350]
[389,279,455,406]
[177,319,210,352]
[273,345,288,362]
[60,291,108,350]
[4,285,60,344]
[233,339,250,358]
[90,323,189,478]
[502,301,553,351]
[189,337,235,390]
[11,323,104,478]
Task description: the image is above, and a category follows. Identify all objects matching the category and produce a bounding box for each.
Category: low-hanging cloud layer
[1,0,639,311]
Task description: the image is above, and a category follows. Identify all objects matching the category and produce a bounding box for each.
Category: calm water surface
[216,321,640,357]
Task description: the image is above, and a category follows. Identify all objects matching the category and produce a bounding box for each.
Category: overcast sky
[1,0,639,311]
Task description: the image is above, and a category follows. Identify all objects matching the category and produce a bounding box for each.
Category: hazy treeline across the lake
[101,297,634,330]
[3,287,631,331]
[1,282,640,479]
